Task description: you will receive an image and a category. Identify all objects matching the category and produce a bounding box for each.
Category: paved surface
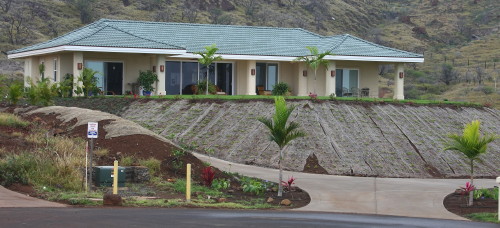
[0,208,497,228]
[0,186,65,208]
[193,152,497,220]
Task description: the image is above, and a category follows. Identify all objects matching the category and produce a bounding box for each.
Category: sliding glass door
[166,61,233,95]
[85,61,123,95]
[256,63,278,92]
[335,69,359,97]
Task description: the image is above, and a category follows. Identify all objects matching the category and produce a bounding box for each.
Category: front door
[106,62,123,95]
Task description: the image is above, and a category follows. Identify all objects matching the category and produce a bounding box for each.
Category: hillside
[55,98,500,179]
[0,0,498,104]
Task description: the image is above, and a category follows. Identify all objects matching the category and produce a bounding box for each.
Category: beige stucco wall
[23,52,383,98]
[82,52,155,93]
[336,60,380,98]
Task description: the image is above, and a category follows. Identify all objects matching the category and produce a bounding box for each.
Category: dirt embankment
[111,99,499,179]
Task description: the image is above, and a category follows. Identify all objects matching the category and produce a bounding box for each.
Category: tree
[257,96,305,197]
[444,120,497,206]
[294,46,332,94]
[73,0,97,24]
[439,63,459,85]
[195,44,223,95]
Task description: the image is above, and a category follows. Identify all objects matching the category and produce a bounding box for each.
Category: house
[8,19,423,99]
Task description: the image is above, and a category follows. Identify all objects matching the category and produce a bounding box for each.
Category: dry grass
[94,148,109,157]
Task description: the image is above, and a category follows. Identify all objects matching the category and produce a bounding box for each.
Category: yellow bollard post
[113,160,118,195]
[186,163,191,202]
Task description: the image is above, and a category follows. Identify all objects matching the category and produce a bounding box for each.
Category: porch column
[23,57,34,87]
[156,55,166,95]
[246,60,256,95]
[393,63,405,100]
[73,52,83,96]
[297,62,308,96]
[325,61,336,96]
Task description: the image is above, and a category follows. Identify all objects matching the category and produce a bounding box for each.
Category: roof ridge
[344,34,422,57]
[101,18,326,38]
[101,22,185,49]
[328,34,349,52]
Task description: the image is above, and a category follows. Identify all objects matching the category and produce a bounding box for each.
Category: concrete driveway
[0,186,65,208]
[193,152,497,220]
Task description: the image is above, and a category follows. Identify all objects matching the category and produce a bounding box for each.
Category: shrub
[77,68,99,96]
[272,82,290,96]
[0,113,30,128]
[281,176,296,192]
[196,79,217,95]
[58,74,74,97]
[240,176,267,196]
[201,166,215,187]
[36,79,57,106]
[139,158,161,176]
[481,86,494,95]
[0,153,34,186]
[120,156,135,166]
[138,70,158,92]
[7,82,23,105]
[212,178,230,190]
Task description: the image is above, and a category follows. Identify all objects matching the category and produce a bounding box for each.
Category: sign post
[87,122,98,191]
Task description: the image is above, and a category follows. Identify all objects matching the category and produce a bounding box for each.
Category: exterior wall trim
[8,46,187,59]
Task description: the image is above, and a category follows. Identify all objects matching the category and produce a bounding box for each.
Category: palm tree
[444,120,497,206]
[294,46,332,94]
[257,96,306,197]
[195,44,223,95]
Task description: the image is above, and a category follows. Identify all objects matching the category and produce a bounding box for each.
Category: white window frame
[53,58,57,82]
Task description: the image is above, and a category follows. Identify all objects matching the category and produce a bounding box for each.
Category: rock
[218,198,226,203]
[266,197,274,203]
[280,199,292,206]
[271,186,278,192]
[167,178,176,182]
[103,194,122,206]
[227,189,234,194]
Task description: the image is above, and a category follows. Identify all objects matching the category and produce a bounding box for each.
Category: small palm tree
[195,44,223,95]
[294,46,332,94]
[257,96,306,197]
[444,120,497,206]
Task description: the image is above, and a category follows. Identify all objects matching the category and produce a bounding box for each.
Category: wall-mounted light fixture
[399,72,404,79]
[160,65,165,72]
[251,69,256,75]
[152,66,156,72]
[77,63,83,70]
[330,70,336,77]
[303,70,308,77]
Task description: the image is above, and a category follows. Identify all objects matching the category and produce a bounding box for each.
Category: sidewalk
[0,186,65,208]
[193,152,496,220]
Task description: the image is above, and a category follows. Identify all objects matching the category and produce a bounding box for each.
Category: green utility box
[94,166,126,187]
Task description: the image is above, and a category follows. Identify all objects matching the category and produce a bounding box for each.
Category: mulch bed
[302,153,328,174]
[443,190,498,217]
[1,106,311,209]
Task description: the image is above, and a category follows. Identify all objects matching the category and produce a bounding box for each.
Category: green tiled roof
[9,19,423,58]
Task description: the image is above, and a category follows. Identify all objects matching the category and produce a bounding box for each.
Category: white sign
[87,122,98,139]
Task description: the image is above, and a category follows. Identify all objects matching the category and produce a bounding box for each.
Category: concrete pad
[0,186,66,208]
[194,152,496,220]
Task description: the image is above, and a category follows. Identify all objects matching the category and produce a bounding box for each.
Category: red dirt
[303,153,328,174]
[443,190,498,217]
[1,107,311,209]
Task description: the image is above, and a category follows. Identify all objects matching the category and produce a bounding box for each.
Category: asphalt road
[0,208,497,228]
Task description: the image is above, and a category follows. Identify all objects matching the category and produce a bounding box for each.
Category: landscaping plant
[257,96,306,197]
[76,68,99,96]
[281,176,296,192]
[201,166,215,187]
[444,120,497,206]
[272,82,290,96]
[211,178,230,190]
[294,46,332,94]
[138,70,158,94]
[195,44,222,95]
[7,82,23,105]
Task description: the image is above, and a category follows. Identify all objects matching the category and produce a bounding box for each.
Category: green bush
[7,82,23,105]
[37,79,57,106]
[138,70,159,92]
[58,74,74,98]
[196,79,217,95]
[76,68,99,96]
[0,153,34,186]
[272,82,290,96]
[481,86,494,95]
[240,176,267,196]
[139,158,161,176]
[212,178,230,190]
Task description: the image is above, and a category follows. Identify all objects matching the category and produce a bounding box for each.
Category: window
[256,63,278,91]
[53,59,57,82]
